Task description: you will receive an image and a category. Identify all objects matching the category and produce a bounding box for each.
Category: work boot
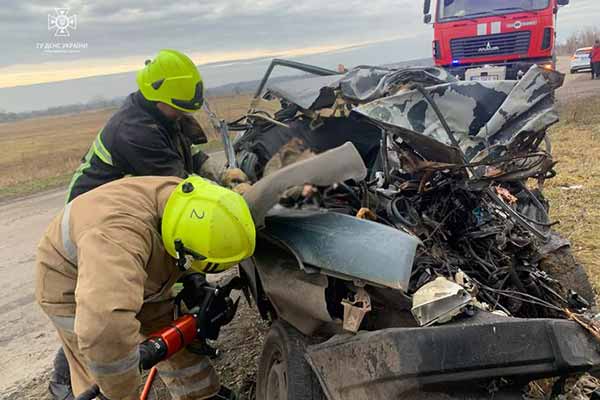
[207,386,239,400]
[49,347,74,400]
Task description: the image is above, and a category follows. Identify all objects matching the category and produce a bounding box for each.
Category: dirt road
[0,63,599,398]
[556,56,600,103]
[0,188,67,396]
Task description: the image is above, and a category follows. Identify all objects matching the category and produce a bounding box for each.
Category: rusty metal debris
[564,309,600,342]
[341,288,372,333]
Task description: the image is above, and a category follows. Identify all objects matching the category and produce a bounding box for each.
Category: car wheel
[256,320,325,400]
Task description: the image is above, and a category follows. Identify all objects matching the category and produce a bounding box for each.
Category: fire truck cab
[423,0,570,80]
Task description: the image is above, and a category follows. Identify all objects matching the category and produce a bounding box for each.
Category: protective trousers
[45,300,220,400]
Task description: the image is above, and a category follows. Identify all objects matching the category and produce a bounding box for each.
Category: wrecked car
[233,59,599,400]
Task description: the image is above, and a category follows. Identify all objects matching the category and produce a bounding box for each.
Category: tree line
[557,26,600,55]
[0,96,126,123]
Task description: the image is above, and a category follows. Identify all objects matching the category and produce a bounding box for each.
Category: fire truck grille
[451,31,531,59]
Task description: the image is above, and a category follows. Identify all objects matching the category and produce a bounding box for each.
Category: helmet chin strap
[174,239,206,271]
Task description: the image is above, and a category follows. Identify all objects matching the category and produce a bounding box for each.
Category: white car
[570,47,592,73]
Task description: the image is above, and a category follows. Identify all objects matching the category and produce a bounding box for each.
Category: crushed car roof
[264,65,564,163]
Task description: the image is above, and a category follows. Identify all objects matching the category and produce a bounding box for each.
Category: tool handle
[140,367,158,400]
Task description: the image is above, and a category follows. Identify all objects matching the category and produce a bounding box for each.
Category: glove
[174,274,241,341]
[176,273,210,311]
[138,339,166,371]
[232,182,252,195]
[221,168,249,189]
[197,276,243,341]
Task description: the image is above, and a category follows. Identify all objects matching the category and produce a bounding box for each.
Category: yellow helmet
[137,49,204,113]
[162,177,256,273]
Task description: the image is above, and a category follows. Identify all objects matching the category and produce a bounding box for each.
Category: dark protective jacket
[66,91,212,202]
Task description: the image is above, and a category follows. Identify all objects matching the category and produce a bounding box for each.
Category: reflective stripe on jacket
[36,176,184,399]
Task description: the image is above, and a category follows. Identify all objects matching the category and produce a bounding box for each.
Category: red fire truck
[423,0,570,80]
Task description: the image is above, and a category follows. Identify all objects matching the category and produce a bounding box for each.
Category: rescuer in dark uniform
[66,49,244,202]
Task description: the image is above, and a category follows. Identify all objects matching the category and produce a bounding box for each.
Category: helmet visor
[172,81,204,112]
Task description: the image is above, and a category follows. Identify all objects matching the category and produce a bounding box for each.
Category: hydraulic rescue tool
[75,274,244,400]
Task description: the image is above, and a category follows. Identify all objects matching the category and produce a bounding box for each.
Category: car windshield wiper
[463,11,493,17]
[442,10,512,21]
[442,11,489,21]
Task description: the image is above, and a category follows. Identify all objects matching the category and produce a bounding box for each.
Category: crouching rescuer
[35,176,256,399]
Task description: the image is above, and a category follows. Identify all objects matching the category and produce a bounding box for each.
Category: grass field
[0,93,598,289]
[0,94,254,198]
[545,97,600,289]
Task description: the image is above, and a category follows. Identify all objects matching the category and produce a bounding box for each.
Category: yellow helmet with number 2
[162,177,256,273]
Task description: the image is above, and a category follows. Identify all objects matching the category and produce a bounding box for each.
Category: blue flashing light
[452,60,460,66]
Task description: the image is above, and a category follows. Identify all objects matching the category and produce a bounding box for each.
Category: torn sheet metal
[411,277,473,326]
[263,208,420,291]
[265,74,340,110]
[353,66,563,162]
[338,66,457,103]
[243,142,368,227]
[263,66,456,112]
[252,241,333,335]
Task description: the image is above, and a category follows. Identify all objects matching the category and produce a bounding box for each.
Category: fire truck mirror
[424,14,432,24]
[423,0,431,15]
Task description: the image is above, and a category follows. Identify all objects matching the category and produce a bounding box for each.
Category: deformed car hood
[353,66,564,161]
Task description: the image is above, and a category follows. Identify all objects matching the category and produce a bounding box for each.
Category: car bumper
[445,58,554,80]
[571,63,592,71]
[306,314,600,400]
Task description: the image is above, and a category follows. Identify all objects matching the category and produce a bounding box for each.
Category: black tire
[539,246,596,307]
[256,320,324,400]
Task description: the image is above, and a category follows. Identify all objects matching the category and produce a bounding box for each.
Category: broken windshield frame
[437,0,549,22]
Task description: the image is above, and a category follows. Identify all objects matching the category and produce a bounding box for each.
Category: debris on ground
[526,374,600,400]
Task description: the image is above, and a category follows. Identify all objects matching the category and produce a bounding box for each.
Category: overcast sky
[1,0,599,89]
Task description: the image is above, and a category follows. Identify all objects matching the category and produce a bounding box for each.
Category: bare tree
[557,26,600,55]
